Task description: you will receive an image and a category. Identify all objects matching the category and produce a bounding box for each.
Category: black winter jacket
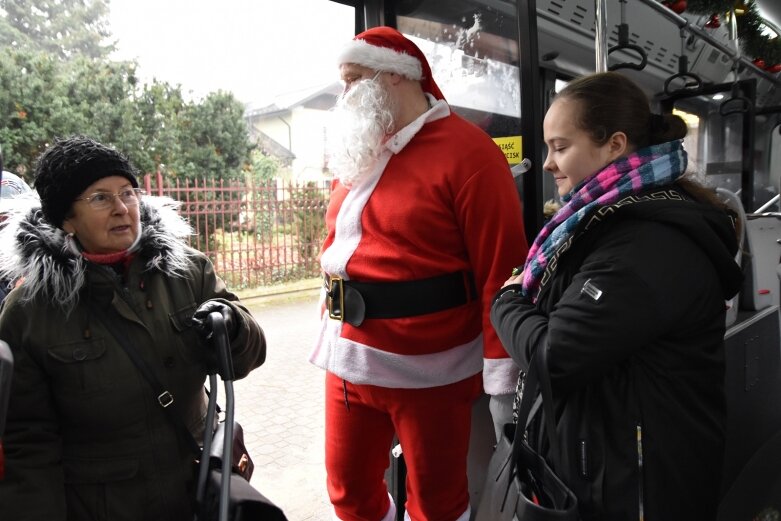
[491,187,743,521]
[0,197,266,521]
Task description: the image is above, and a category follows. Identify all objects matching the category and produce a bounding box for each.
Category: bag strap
[510,352,541,462]
[536,344,563,467]
[512,344,561,467]
[89,303,201,455]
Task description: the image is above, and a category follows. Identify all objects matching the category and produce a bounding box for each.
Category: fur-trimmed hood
[0,196,194,310]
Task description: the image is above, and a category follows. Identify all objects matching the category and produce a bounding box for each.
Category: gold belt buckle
[327,275,344,321]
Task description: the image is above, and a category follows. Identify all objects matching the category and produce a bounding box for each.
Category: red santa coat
[310,98,528,395]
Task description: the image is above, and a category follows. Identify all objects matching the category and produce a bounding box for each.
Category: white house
[244,82,342,182]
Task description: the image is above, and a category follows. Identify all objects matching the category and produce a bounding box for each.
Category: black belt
[325,271,477,327]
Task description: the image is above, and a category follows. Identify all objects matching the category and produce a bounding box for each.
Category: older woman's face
[62,175,141,254]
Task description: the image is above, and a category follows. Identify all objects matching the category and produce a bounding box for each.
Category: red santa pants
[325,371,482,521]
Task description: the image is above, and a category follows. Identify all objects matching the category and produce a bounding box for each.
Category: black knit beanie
[33,136,139,227]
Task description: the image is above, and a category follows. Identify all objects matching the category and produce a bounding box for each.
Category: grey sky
[108,0,354,105]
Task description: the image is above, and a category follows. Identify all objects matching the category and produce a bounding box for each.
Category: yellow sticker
[492,136,523,164]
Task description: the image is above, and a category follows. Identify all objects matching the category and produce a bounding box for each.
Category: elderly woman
[0,136,266,520]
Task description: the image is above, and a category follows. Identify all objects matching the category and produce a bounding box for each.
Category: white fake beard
[326,78,396,188]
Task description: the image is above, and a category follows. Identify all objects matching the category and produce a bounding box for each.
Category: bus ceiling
[537,0,779,107]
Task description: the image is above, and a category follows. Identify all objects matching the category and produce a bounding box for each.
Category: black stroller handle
[208,311,236,382]
[195,373,220,514]
[193,313,286,521]
[209,312,235,521]
[194,312,237,521]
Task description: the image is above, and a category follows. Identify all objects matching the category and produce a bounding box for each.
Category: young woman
[490,72,743,520]
[0,136,267,520]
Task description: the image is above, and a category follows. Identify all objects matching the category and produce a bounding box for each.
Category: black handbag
[475,345,578,521]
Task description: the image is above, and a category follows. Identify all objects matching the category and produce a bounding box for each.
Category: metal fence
[142,172,331,290]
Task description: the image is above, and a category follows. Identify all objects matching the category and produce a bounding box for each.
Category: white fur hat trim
[337,39,423,80]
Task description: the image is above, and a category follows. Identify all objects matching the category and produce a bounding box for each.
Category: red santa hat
[337,26,445,100]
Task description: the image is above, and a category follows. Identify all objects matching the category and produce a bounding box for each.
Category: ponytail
[648,113,687,146]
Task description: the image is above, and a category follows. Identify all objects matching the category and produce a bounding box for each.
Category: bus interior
[330,0,781,518]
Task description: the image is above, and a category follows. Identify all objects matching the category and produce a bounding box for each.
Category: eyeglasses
[75,188,144,210]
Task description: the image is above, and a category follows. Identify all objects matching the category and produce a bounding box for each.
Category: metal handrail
[756,194,780,214]
[636,0,781,86]
[595,0,609,72]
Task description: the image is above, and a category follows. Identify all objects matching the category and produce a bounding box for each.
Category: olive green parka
[0,196,266,521]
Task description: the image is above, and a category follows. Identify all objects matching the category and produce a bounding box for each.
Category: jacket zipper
[577,439,589,478]
[636,423,645,521]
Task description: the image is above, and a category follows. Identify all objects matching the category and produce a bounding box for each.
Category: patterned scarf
[520,140,687,300]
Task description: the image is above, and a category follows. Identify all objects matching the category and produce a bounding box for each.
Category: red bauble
[765,64,781,74]
[704,14,721,28]
[752,58,767,69]
[670,0,687,13]
[662,0,686,13]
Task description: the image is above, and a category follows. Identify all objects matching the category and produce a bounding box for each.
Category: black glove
[191,300,238,340]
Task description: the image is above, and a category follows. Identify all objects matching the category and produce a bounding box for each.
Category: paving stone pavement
[234,292,331,521]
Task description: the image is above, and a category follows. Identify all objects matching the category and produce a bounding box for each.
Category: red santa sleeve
[454,151,528,395]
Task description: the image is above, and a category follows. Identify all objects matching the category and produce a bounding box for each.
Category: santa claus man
[310,26,528,521]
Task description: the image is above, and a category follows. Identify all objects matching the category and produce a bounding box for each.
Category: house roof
[244,81,342,119]
[251,129,295,166]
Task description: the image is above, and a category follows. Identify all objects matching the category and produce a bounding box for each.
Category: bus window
[702,107,778,212]
[661,84,772,213]
[393,1,522,153]
[673,108,700,174]
[707,110,747,198]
